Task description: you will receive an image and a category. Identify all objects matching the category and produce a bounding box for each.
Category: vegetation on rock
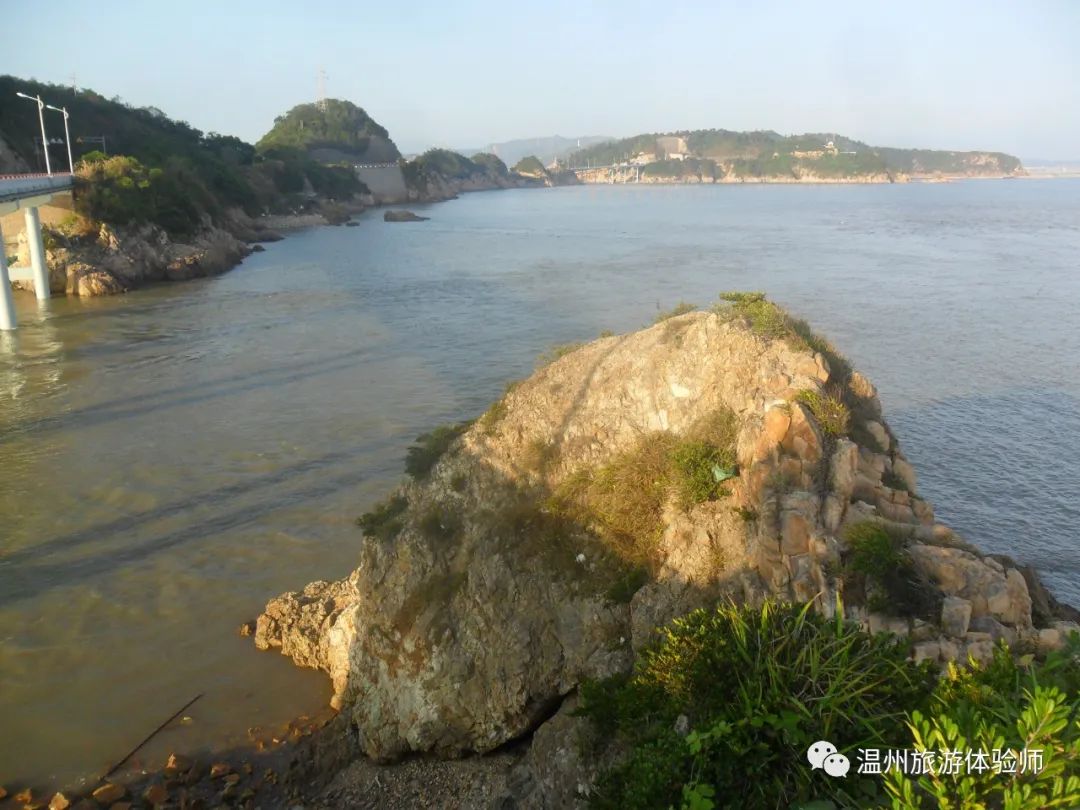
[552,408,737,569]
[512,155,547,176]
[653,301,697,323]
[255,99,398,160]
[581,601,1080,810]
[580,601,936,809]
[356,494,409,542]
[404,423,469,480]
[842,521,940,618]
[0,77,367,237]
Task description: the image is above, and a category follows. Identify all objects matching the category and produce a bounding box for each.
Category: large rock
[253,309,1052,767]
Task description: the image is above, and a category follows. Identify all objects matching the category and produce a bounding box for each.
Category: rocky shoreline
[10,166,539,300]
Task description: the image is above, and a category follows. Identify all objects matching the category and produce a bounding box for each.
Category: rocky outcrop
[12,213,271,297]
[383,210,429,222]
[255,308,1073,773]
[407,169,543,203]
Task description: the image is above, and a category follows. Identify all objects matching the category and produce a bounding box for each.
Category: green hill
[256,99,400,163]
[0,76,367,235]
[568,128,1023,179]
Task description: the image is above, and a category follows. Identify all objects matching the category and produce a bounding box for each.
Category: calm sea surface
[2,180,1079,789]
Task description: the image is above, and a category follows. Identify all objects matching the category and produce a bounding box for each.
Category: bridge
[0,172,74,330]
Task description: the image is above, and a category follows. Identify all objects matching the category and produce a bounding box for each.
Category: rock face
[13,217,258,297]
[255,309,1067,768]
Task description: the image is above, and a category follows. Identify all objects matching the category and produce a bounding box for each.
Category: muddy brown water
[2,180,1079,792]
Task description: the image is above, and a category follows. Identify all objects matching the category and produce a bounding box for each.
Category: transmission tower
[316,68,328,110]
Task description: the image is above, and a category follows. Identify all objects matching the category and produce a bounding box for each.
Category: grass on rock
[356,494,409,542]
[842,520,941,619]
[405,423,469,480]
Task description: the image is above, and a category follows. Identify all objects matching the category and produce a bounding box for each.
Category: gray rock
[941,597,973,638]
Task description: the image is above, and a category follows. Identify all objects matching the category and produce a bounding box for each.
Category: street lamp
[15,92,51,175]
[45,104,74,174]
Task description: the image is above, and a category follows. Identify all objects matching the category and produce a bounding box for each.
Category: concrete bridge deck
[1,173,76,330]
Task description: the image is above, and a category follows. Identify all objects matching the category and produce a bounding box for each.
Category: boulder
[940,597,972,637]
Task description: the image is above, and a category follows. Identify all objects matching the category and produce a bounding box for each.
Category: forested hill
[566,129,1024,179]
[256,100,400,163]
[0,76,365,235]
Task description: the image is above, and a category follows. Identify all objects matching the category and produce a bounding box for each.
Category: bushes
[843,521,940,619]
[580,601,935,809]
[356,494,408,542]
[884,642,1080,808]
[583,602,1080,810]
[418,504,462,542]
[404,423,468,480]
[75,154,214,236]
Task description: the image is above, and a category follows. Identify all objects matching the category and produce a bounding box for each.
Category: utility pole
[46,104,74,173]
[316,68,328,111]
[16,93,51,175]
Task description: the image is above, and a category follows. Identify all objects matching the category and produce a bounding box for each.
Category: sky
[5,0,1079,159]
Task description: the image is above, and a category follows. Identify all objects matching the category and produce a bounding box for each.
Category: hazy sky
[6,1,1079,158]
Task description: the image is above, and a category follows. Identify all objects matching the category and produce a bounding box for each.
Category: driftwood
[101,693,203,780]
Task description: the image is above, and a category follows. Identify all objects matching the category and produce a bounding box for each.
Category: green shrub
[715,291,791,339]
[796,389,851,437]
[654,301,697,323]
[843,521,940,618]
[580,601,936,809]
[355,493,408,541]
[606,566,650,604]
[885,642,1080,808]
[404,423,468,480]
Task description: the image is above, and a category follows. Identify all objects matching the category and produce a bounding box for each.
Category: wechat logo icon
[807,740,850,778]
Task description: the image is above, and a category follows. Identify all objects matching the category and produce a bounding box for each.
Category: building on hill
[656,135,689,160]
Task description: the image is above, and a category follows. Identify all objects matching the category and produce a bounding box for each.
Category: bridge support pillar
[0,220,16,330]
[24,206,50,301]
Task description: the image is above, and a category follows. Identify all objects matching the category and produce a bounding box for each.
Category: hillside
[398,148,543,201]
[456,134,613,168]
[256,99,400,163]
[567,128,1024,181]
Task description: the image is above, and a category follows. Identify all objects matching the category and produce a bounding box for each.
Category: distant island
[556,129,1025,184]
